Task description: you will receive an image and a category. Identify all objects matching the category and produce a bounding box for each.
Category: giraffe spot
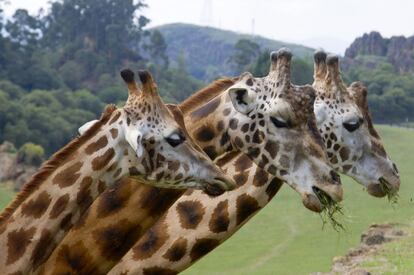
[236,194,260,226]
[31,229,56,269]
[266,178,283,200]
[143,267,178,275]
[162,237,187,262]
[234,136,244,148]
[97,179,132,218]
[76,176,93,213]
[246,78,254,86]
[252,130,263,143]
[220,132,230,146]
[53,161,83,187]
[93,219,142,261]
[91,148,115,170]
[267,164,276,175]
[195,126,215,142]
[342,164,352,173]
[54,242,95,274]
[234,155,253,171]
[190,97,221,119]
[60,213,73,232]
[330,155,338,164]
[167,161,180,172]
[110,128,118,139]
[209,200,229,233]
[216,120,224,131]
[135,187,183,218]
[264,140,279,159]
[85,136,108,155]
[6,227,36,265]
[49,194,70,219]
[21,191,51,218]
[233,171,249,186]
[229,118,238,130]
[109,111,121,125]
[222,108,231,116]
[176,201,205,229]
[252,168,269,187]
[241,123,249,133]
[247,147,260,159]
[98,180,107,194]
[339,147,350,161]
[132,218,169,260]
[371,139,387,158]
[203,146,217,160]
[190,238,220,262]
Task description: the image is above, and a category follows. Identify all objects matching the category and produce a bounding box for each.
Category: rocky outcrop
[344,31,414,73]
[0,142,38,191]
[313,223,406,275]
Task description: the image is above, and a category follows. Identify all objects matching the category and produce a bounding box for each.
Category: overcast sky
[4,0,414,54]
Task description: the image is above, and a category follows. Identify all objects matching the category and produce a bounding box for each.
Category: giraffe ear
[78,120,99,135]
[125,128,144,158]
[228,87,256,115]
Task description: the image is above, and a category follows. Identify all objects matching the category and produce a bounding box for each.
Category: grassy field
[183,125,414,275]
[0,126,413,274]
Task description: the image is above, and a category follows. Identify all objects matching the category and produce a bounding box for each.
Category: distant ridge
[153,23,314,81]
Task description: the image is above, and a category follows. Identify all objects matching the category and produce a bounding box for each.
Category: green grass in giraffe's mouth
[313,186,345,232]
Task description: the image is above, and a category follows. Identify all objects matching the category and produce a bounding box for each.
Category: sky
[3,0,414,54]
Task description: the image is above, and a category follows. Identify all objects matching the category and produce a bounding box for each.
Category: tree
[228,39,261,74]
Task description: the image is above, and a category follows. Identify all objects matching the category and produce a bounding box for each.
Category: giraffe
[312,51,399,197]
[39,48,343,275]
[104,51,400,275]
[0,69,235,275]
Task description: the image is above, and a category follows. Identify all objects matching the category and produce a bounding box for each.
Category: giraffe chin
[302,193,324,213]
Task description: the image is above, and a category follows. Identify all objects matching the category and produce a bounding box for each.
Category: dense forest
[0,0,412,161]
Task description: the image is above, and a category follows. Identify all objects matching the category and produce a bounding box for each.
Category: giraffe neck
[0,110,142,274]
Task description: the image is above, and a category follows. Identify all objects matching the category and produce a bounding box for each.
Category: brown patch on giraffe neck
[209,200,230,233]
[176,200,205,229]
[49,194,70,219]
[96,178,133,219]
[6,227,36,265]
[190,238,220,263]
[53,161,83,188]
[76,176,94,214]
[91,148,115,171]
[51,241,96,275]
[179,78,236,114]
[0,105,117,225]
[20,191,51,218]
[93,219,142,262]
[31,229,56,269]
[85,136,109,155]
[132,217,169,260]
[162,237,188,262]
[236,194,261,226]
[266,177,283,200]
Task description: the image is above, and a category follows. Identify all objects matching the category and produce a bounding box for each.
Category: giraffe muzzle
[203,176,236,196]
[367,176,400,198]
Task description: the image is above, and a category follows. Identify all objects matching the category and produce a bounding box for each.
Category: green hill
[154,23,314,81]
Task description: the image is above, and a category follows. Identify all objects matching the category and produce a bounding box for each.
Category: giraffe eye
[343,119,362,132]
[165,133,185,147]
[271,117,289,128]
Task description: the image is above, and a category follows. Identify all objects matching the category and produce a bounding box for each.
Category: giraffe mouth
[312,186,337,209]
[367,177,399,202]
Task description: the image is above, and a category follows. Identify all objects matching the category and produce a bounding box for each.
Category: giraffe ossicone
[0,69,235,274]
[312,50,400,198]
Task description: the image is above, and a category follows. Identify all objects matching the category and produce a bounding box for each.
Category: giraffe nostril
[330,170,341,185]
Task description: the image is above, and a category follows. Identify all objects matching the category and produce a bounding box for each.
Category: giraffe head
[312,51,400,198]
[81,70,235,195]
[225,48,343,212]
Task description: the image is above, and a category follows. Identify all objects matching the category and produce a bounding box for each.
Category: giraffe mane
[0,104,118,225]
[179,77,237,114]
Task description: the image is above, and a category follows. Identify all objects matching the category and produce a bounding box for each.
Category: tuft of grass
[313,187,346,232]
[379,177,399,205]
